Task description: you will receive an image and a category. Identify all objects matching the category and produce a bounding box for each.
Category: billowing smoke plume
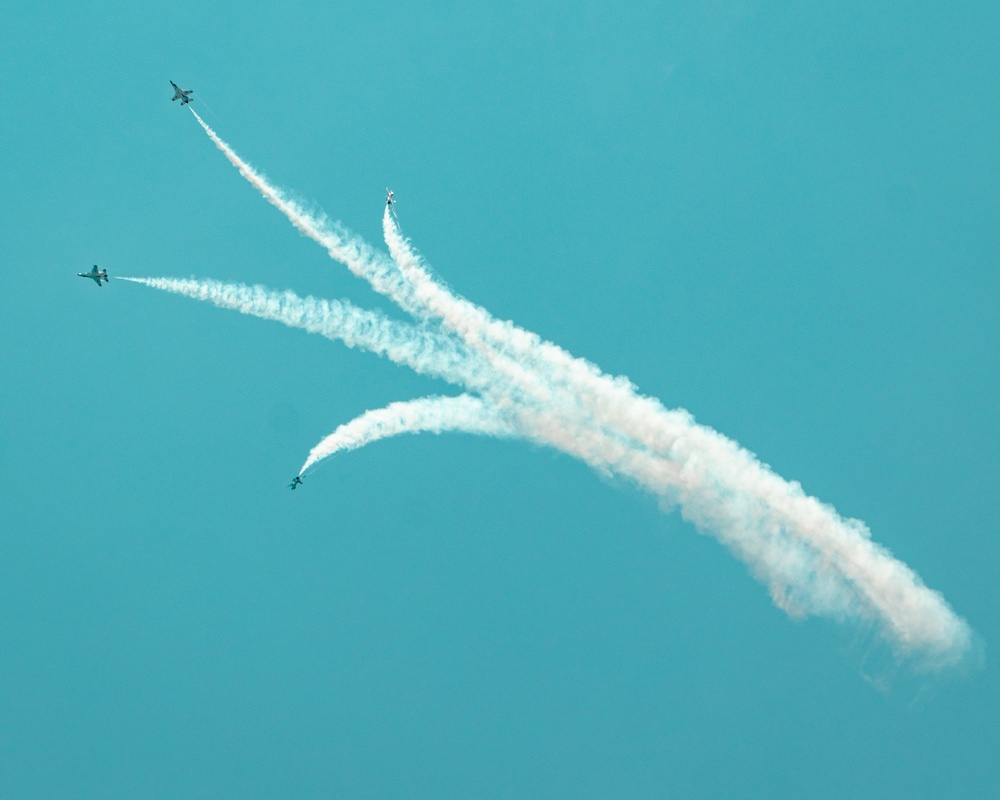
[122,112,975,671]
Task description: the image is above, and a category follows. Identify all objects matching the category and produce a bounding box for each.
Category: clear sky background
[1,1,998,797]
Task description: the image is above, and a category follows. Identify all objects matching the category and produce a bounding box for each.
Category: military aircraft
[77,265,109,286]
[169,80,193,106]
[288,475,304,490]
[385,188,395,208]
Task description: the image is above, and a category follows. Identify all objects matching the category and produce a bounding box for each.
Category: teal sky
[2,1,998,797]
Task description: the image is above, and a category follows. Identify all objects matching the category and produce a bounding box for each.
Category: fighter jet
[288,475,304,490]
[77,265,109,286]
[169,80,193,106]
[386,188,400,223]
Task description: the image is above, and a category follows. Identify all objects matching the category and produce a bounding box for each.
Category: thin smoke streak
[190,109,419,312]
[118,277,482,386]
[299,394,518,474]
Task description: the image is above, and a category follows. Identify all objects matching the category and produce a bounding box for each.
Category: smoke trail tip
[923,622,984,675]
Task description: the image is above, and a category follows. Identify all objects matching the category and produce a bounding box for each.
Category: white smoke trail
[189,106,598,419]
[382,209,684,450]
[294,382,961,669]
[189,109,420,312]
[118,277,479,386]
[188,106,675,455]
[382,208,568,413]
[299,394,517,474]
[381,210,974,668]
[125,266,974,668]
[147,118,975,671]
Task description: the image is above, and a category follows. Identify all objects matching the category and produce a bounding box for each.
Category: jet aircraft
[169,80,193,105]
[386,188,400,222]
[288,476,304,490]
[77,265,109,286]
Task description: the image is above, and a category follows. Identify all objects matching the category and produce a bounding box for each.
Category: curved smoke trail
[124,116,975,671]
[378,213,973,665]
[299,394,518,474]
[190,109,417,312]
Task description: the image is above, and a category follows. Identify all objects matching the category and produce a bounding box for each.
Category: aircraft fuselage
[78,266,108,286]
[170,81,193,106]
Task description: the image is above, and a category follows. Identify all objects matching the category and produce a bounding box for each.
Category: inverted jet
[169,80,193,106]
[288,475,304,490]
[386,188,400,223]
[77,265,109,286]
